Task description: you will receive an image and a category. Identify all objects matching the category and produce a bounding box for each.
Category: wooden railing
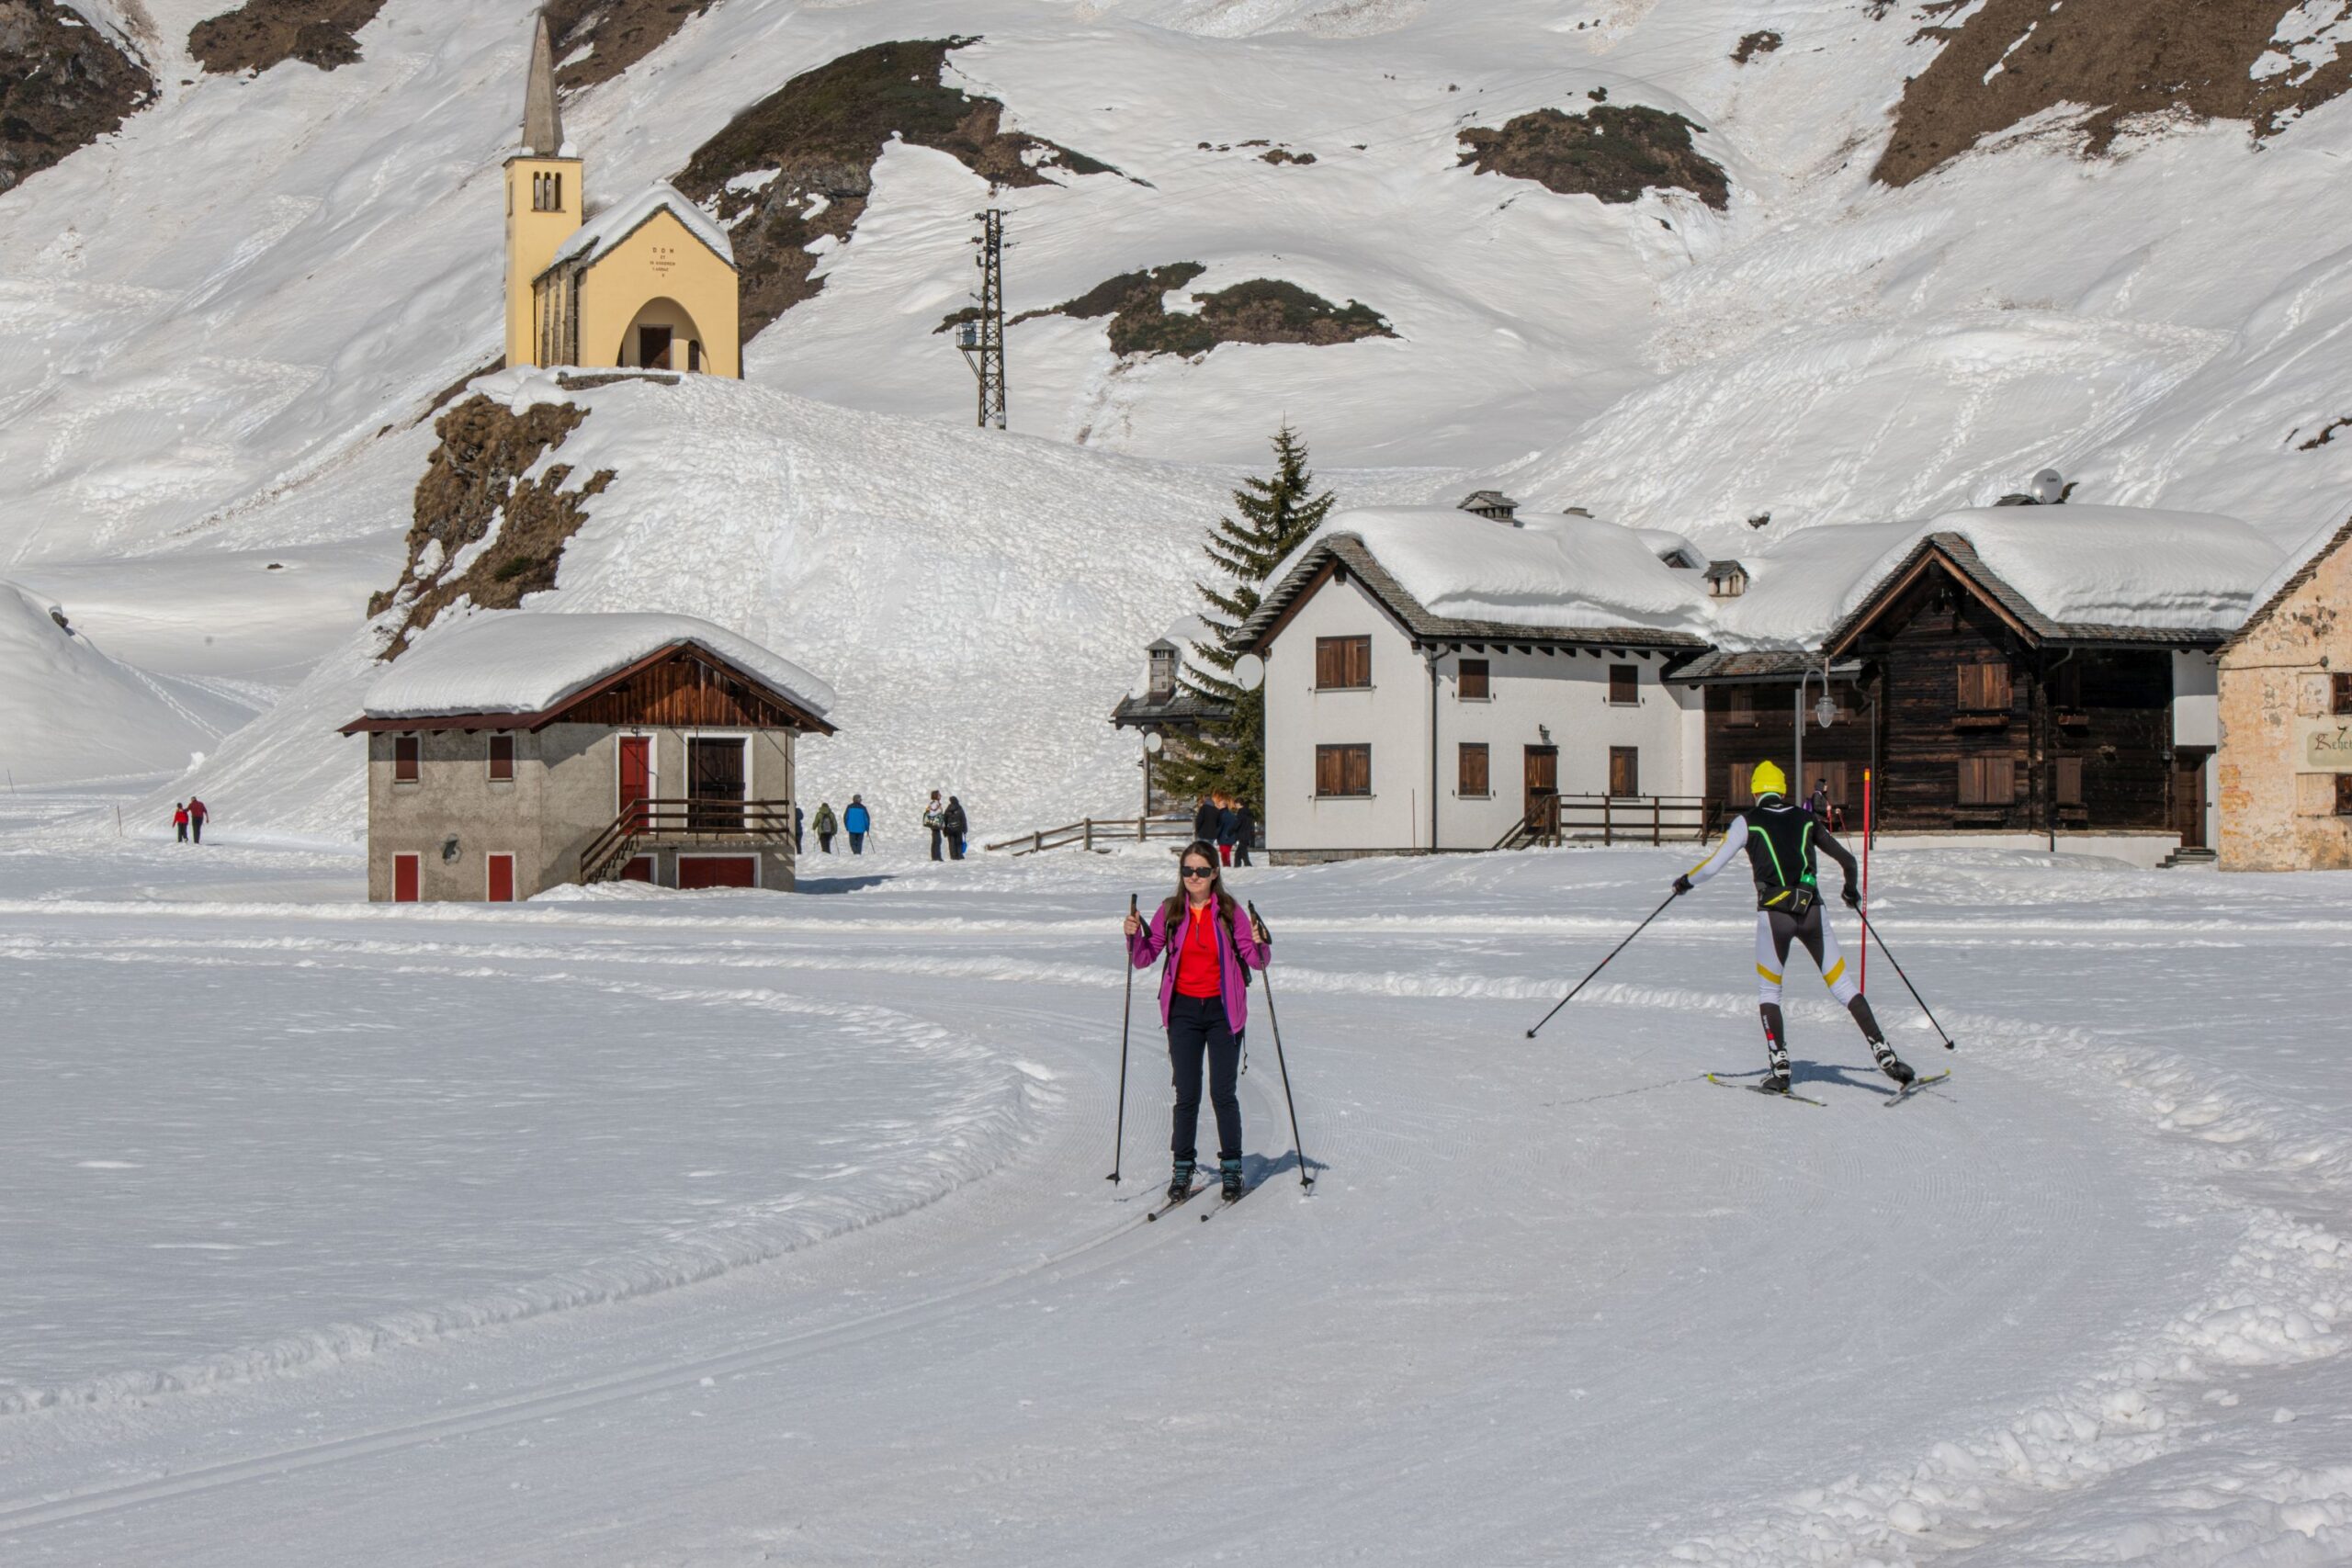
[580,797,795,885]
[984,816,1201,856]
[1496,793,1710,850]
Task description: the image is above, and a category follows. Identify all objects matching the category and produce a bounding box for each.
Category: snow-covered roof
[2227,511,2352,649]
[543,184,735,277]
[1636,527,1707,570]
[1897,507,2278,632]
[1250,507,1712,646]
[354,612,834,726]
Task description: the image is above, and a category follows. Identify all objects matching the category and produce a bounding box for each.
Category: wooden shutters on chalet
[2056,756,2086,807]
[1957,662,2013,713]
[1316,744,1372,796]
[1608,665,1638,706]
[1958,756,2017,806]
[1608,746,1639,797]
[688,738,748,829]
[1315,636,1372,690]
[1458,743,1489,797]
[1458,659,1490,701]
[1726,687,1757,728]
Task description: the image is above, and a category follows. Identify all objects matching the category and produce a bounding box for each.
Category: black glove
[1842,885,1861,909]
[1671,874,1692,896]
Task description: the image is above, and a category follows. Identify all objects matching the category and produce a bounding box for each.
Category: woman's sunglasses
[1182,866,1216,879]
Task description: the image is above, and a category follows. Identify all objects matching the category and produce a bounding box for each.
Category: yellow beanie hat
[1750,760,1788,799]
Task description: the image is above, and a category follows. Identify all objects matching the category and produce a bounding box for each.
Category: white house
[1238,502,1712,862]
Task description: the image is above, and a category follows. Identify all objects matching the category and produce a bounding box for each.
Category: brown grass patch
[1457,103,1729,209]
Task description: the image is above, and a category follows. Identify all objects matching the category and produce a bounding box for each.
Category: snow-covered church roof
[542,183,735,278]
[349,612,834,728]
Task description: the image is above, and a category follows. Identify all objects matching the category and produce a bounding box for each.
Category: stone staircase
[2157,846,2218,869]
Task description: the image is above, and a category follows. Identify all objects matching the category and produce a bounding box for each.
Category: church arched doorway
[616,297,711,373]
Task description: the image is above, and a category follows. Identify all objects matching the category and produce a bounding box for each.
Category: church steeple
[522,11,563,156]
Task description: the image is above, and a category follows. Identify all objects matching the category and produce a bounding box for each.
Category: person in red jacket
[1123,842,1272,1202]
[173,802,189,843]
[186,796,209,844]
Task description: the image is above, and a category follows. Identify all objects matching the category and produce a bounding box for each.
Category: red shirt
[1172,902,1224,998]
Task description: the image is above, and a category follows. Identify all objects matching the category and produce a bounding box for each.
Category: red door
[619,856,655,883]
[677,855,756,889]
[618,736,650,829]
[486,853,514,903]
[392,852,420,903]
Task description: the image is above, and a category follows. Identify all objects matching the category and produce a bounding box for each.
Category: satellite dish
[1232,653,1266,692]
[2030,468,2065,504]
[1143,731,1164,754]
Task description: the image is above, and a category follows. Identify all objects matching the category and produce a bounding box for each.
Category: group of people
[170,797,210,843]
[1117,763,1917,1202]
[799,792,968,859]
[1191,793,1256,867]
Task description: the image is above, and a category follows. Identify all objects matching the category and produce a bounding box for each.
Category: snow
[0,581,260,786]
[4,812,2352,1565]
[1276,504,1713,635]
[356,609,836,722]
[1916,505,2283,630]
[545,181,735,273]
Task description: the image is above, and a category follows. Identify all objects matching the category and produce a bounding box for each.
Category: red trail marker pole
[1860,768,1872,994]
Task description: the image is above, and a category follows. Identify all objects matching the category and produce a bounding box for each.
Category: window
[1726,686,1757,728]
[1315,636,1372,690]
[394,735,420,783]
[1959,756,2017,806]
[1957,662,2013,713]
[2055,660,2084,710]
[1458,742,1489,796]
[488,733,515,782]
[532,171,562,212]
[1316,743,1372,797]
[687,340,704,374]
[1458,659,1490,701]
[1609,746,1639,797]
[1609,664,1638,706]
[2335,673,2352,716]
[2339,774,2352,817]
[2056,756,2085,807]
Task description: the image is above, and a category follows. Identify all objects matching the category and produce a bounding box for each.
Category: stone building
[340,613,834,900]
[1108,615,1230,816]
[503,14,741,377]
[2218,514,2352,871]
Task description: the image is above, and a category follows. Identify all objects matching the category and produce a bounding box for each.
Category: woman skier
[1123,841,1272,1202]
[1674,761,1913,1095]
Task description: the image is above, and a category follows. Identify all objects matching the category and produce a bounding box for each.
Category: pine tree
[1155,423,1336,816]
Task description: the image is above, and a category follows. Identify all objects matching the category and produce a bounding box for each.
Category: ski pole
[1247,901,1313,1190]
[1853,908,1956,1051]
[1524,888,1681,1039]
[1108,894,1136,1182]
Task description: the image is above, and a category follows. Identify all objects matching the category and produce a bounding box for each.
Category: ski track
[1,850,2347,1563]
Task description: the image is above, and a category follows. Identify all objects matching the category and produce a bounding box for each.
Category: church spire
[522,10,563,156]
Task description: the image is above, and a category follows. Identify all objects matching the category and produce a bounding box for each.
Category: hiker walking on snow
[1193,793,1219,846]
[1228,796,1256,867]
[1214,795,1241,866]
[813,802,838,854]
[187,796,209,845]
[924,791,945,861]
[844,795,870,855]
[174,803,189,843]
[1673,761,1913,1095]
[942,795,967,861]
[1124,841,1271,1202]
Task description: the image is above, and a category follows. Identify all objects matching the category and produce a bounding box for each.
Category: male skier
[1674,761,1914,1094]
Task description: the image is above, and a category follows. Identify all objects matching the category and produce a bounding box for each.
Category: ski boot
[1168,1159,1196,1202]
[1849,997,1915,1085]
[1758,1003,1792,1094]
[1219,1157,1244,1201]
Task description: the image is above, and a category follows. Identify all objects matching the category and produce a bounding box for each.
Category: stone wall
[2218,525,2352,871]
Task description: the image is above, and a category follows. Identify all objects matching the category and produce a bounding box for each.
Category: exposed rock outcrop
[187,0,387,73]
[1000,263,1394,358]
[1457,103,1729,210]
[0,0,152,195]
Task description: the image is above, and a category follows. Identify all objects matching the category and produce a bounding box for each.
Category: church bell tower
[503,12,582,368]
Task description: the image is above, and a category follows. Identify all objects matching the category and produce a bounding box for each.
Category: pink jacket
[1128,896,1269,1035]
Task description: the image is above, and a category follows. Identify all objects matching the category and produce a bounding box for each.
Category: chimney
[1457,490,1521,525]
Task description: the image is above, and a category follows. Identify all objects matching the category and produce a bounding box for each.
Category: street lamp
[1795,661,1838,794]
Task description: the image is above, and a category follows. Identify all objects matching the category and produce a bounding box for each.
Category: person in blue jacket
[843,795,871,854]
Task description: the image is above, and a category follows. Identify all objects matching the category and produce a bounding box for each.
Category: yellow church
[503,13,741,377]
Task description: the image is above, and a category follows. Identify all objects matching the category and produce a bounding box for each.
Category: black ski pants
[818,831,834,853]
[1167,992,1242,1164]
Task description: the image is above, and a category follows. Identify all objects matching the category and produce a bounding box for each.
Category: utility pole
[956,209,1007,429]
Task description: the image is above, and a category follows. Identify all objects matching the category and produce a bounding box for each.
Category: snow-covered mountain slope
[6,0,2352,826]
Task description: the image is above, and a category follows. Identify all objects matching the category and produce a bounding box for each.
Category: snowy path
[1,838,2346,1564]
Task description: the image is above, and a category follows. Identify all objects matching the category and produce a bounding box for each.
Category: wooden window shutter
[1729,762,1756,808]
[488,733,515,782]
[1610,665,1638,705]
[1958,663,2011,712]
[1344,744,1372,795]
[394,735,420,783]
[2056,756,2084,806]
[1961,756,2018,805]
[1316,638,1340,689]
[1316,745,1342,797]
[1459,659,1489,701]
[1347,637,1371,687]
[1459,743,1488,796]
[2335,673,2352,716]
[1727,687,1756,728]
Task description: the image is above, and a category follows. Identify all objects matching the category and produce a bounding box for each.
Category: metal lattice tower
[956,209,1008,429]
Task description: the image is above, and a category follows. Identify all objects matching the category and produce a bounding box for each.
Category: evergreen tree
[1155,423,1336,815]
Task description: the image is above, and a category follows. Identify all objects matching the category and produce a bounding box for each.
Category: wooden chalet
[341,613,835,901]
